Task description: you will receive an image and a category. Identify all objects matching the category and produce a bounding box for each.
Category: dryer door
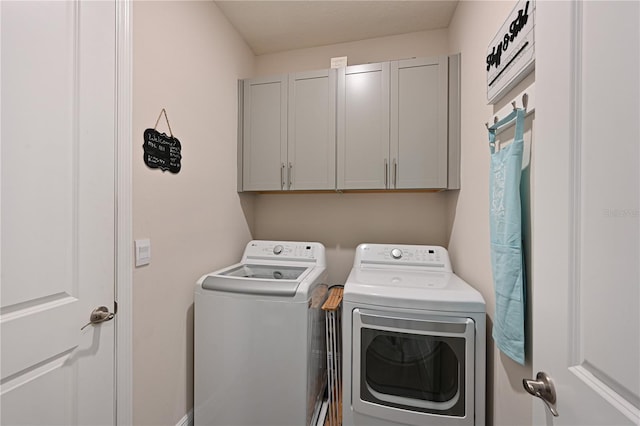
[352,309,475,426]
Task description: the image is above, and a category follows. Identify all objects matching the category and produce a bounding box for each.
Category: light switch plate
[135,238,151,267]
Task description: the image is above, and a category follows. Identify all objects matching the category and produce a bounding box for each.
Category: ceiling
[214,1,460,55]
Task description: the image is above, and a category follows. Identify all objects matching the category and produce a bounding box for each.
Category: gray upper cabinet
[288,69,336,190]
[240,70,336,191]
[337,63,390,190]
[239,54,460,192]
[337,56,457,191]
[390,56,448,189]
[241,75,287,191]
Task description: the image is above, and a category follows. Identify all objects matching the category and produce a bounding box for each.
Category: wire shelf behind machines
[322,287,343,426]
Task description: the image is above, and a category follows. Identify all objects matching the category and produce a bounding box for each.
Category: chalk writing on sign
[143,129,182,173]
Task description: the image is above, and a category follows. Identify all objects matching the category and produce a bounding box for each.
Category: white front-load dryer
[342,244,486,426]
[194,240,328,426]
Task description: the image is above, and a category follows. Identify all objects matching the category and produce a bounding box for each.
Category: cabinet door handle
[393,159,397,188]
[281,163,285,190]
[384,159,389,189]
[288,162,292,190]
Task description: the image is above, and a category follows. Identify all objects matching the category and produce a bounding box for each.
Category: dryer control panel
[354,244,452,272]
[242,240,326,265]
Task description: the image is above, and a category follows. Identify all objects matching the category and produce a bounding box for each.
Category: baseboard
[176,409,194,426]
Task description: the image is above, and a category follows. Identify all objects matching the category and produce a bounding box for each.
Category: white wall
[256,29,449,75]
[132,2,255,425]
[253,29,455,284]
[447,1,534,425]
[254,192,455,283]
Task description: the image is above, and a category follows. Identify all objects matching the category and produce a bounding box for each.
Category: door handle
[384,159,388,188]
[523,371,559,417]
[393,159,397,188]
[81,306,115,331]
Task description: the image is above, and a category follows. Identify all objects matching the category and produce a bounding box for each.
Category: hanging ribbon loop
[154,108,174,137]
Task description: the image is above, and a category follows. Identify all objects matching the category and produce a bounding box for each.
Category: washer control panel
[242,240,325,264]
[355,244,452,271]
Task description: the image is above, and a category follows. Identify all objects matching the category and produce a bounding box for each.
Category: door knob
[523,371,559,417]
[81,306,115,330]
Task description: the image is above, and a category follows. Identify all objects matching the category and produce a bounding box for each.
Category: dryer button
[390,248,403,259]
[273,245,284,255]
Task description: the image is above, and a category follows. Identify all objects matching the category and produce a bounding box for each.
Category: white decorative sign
[486,0,535,104]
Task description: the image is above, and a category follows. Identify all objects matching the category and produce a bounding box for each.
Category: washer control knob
[273,245,284,255]
[390,248,403,259]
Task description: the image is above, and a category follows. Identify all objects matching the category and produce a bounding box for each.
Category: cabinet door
[337,63,390,190]
[242,75,287,191]
[390,57,448,189]
[288,69,336,190]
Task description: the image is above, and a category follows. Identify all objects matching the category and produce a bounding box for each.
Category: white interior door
[1,1,117,425]
[533,1,639,424]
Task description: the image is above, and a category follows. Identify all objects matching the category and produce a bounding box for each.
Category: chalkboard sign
[143,128,182,173]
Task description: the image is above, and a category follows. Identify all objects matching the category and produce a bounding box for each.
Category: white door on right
[534,1,639,425]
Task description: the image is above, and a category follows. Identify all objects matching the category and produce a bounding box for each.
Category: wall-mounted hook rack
[485,83,535,134]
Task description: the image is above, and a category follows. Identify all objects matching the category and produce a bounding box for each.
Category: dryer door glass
[357,317,472,418]
[361,329,464,415]
[365,331,461,402]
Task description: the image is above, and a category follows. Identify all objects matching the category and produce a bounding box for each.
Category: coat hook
[512,101,517,110]
[522,93,529,110]
[485,122,489,129]
[494,116,498,124]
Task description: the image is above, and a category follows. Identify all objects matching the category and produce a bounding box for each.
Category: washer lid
[201,263,314,297]
[220,264,308,280]
[344,268,486,313]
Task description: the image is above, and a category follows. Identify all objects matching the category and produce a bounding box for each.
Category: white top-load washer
[343,244,486,426]
[194,240,328,426]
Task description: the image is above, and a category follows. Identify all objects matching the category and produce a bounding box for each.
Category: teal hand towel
[488,108,526,365]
